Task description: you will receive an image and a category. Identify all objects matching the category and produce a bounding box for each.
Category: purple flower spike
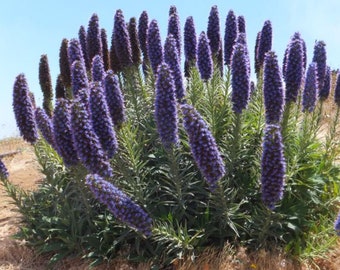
[78,26,90,71]
[109,36,122,73]
[0,159,9,179]
[39,54,54,118]
[154,63,179,149]
[207,5,221,56]
[59,39,72,88]
[71,93,113,178]
[263,51,285,124]
[181,103,225,191]
[334,212,340,236]
[236,33,250,75]
[334,72,340,106]
[167,12,181,62]
[258,20,272,69]
[86,174,153,236]
[284,36,304,104]
[55,74,66,99]
[261,124,286,210]
[164,35,185,101]
[312,40,327,91]
[238,15,246,34]
[138,11,149,59]
[231,43,250,114]
[114,9,133,69]
[89,83,118,158]
[91,55,105,82]
[68,38,86,67]
[71,60,89,97]
[319,66,331,101]
[53,98,79,166]
[197,31,213,81]
[254,31,261,74]
[101,28,110,71]
[302,62,318,112]
[87,13,103,65]
[184,16,197,76]
[224,10,238,66]
[13,74,39,144]
[35,107,56,148]
[128,17,141,66]
[147,20,163,75]
[104,71,126,128]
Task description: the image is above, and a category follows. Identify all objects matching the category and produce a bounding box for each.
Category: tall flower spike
[164,35,185,101]
[168,12,181,62]
[254,31,261,75]
[55,74,66,99]
[302,62,318,112]
[263,51,285,124]
[86,174,153,236]
[261,124,286,210]
[258,20,272,69]
[169,5,177,16]
[53,98,78,166]
[78,25,90,71]
[334,72,340,106]
[114,9,133,69]
[319,66,331,101]
[71,92,113,178]
[236,33,250,75]
[89,83,118,158]
[101,28,110,71]
[184,16,197,76]
[312,40,327,91]
[335,212,340,236]
[147,20,163,75]
[104,71,126,128]
[35,107,56,148]
[237,15,246,34]
[71,60,89,97]
[224,10,238,66]
[197,31,213,81]
[154,63,179,149]
[68,38,86,67]
[231,43,250,114]
[87,13,103,65]
[109,33,122,73]
[181,104,225,191]
[207,5,221,57]
[13,74,39,144]
[0,159,9,179]
[128,17,141,66]
[91,55,105,82]
[39,54,54,117]
[59,38,72,88]
[138,11,149,59]
[284,36,304,104]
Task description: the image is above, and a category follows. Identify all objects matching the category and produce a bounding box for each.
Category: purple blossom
[86,174,152,236]
[302,62,318,112]
[0,159,9,179]
[59,38,72,88]
[319,66,331,101]
[169,5,177,16]
[207,5,221,56]
[197,31,213,81]
[258,20,272,69]
[236,33,250,75]
[53,98,79,166]
[261,124,286,210]
[231,43,250,114]
[224,10,238,66]
[39,54,53,117]
[334,72,340,106]
[91,55,105,82]
[78,25,90,71]
[68,38,85,67]
[89,83,118,159]
[254,31,261,75]
[312,40,327,91]
[128,17,141,66]
[104,71,126,128]
[55,74,66,99]
[263,51,285,124]
[113,9,133,69]
[87,13,103,65]
[71,93,113,178]
[138,11,149,59]
[13,74,39,144]
[167,12,181,62]
[101,28,110,71]
[184,16,197,76]
[154,63,179,149]
[237,15,246,34]
[71,60,89,97]
[164,35,185,101]
[147,20,163,75]
[335,212,340,236]
[109,36,122,73]
[35,107,56,148]
[181,103,225,191]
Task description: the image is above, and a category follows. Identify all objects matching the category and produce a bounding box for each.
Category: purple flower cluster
[128,17,141,66]
[59,38,72,88]
[55,74,66,99]
[13,74,39,144]
[53,98,79,166]
[109,37,122,73]
[113,9,133,69]
[154,63,179,149]
[184,16,197,76]
[71,93,113,178]
[86,174,152,236]
[164,35,185,101]
[207,5,221,56]
[104,71,126,128]
[319,66,331,101]
[89,83,118,158]
[38,54,53,117]
[224,10,237,66]
[302,63,318,112]
[147,20,163,75]
[254,31,261,74]
[101,28,110,71]
[335,212,340,236]
[263,51,285,124]
[257,20,272,69]
[68,38,86,68]
[138,11,149,60]
[91,55,105,82]
[231,43,250,114]
[87,13,103,64]
[71,60,89,97]
[35,107,56,148]
[261,124,286,210]
[181,104,225,191]
[334,72,340,106]
[237,15,246,34]
[167,11,181,62]
[312,40,327,91]
[78,25,90,71]
[197,31,213,81]
[0,159,9,179]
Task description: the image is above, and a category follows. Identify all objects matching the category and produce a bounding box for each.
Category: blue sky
[1,0,339,139]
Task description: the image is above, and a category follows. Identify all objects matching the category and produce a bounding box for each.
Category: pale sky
[1,0,340,138]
